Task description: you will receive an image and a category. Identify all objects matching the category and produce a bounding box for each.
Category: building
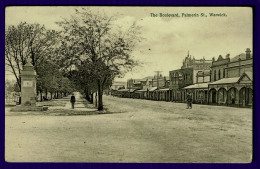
[181,52,212,84]
[208,48,253,107]
[134,73,169,100]
[144,72,169,101]
[151,73,169,88]
[169,68,193,102]
[110,81,127,90]
[183,69,211,104]
[112,48,253,108]
[127,79,142,90]
[196,70,211,83]
[169,52,212,102]
[127,76,153,90]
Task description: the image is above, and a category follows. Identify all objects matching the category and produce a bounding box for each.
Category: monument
[20,58,37,106]
[10,58,47,111]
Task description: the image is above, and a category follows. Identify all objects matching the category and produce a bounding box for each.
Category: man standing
[70,93,76,109]
[186,92,192,109]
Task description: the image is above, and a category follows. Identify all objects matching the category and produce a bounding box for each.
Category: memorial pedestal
[10,59,48,112]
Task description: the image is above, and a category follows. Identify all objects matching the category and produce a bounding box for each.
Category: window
[173,72,177,84]
[223,69,225,78]
[214,70,216,81]
[179,73,183,81]
[218,69,221,80]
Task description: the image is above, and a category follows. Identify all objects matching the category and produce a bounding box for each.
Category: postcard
[5,6,253,163]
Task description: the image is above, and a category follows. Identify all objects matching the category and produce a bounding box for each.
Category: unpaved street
[5,93,252,163]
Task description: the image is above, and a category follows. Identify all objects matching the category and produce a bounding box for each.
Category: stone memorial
[10,58,48,112]
[20,58,37,106]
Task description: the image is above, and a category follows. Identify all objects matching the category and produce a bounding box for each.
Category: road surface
[5,93,252,163]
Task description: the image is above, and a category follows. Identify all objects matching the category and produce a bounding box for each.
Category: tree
[5,22,69,102]
[5,22,60,91]
[57,8,142,110]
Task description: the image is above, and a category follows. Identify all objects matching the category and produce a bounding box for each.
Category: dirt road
[5,93,252,163]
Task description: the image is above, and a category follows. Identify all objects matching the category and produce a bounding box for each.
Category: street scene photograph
[5,6,253,163]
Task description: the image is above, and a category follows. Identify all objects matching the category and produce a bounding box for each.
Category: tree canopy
[5,8,143,109]
[5,22,73,101]
[56,8,143,110]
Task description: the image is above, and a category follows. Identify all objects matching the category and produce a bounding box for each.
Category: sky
[5,6,253,82]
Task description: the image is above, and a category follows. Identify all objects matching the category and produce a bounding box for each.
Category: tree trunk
[84,89,90,102]
[97,80,103,111]
[51,92,53,100]
[45,89,48,99]
[97,91,103,111]
[91,93,94,104]
[95,92,98,107]
[40,92,43,102]
[37,90,39,101]
[89,91,93,104]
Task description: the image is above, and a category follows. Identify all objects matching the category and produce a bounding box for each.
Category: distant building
[127,76,153,90]
[110,81,127,90]
[126,79,141,90]
[112,49,253,108]
[151,73,169,88]
[181,52,212,84]
[141,76,154,90]
[147,73,170,101]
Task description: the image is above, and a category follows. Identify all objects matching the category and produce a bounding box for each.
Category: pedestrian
[186,92,192,109]
[189,94,192,109]
[70,93,76,109]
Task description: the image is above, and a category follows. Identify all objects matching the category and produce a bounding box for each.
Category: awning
[135,89,147,93]
[117,89,129,92]
[129,89,138,93]
[184,83,211,89]
[209,77,240,85]
[158,88,170,91]
[148,87,158,92]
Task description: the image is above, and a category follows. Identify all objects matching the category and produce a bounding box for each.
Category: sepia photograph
[5,6,253,163]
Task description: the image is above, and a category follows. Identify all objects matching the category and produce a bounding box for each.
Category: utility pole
[154,71,162,88]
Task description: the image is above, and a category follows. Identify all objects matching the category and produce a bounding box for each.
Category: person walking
[189,93,192,109]
[70,93,76,109]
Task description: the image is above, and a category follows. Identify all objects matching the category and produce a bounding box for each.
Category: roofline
[237,72,253,83]
[170,67,193,72]
[211,57,253,68]
[209,82,239,85]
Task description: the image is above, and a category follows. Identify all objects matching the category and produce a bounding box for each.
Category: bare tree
[5,22,60,91]
[57,8,142,110]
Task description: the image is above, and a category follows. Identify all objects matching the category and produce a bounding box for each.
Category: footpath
[48,92,94,111]
[5,92,98,116]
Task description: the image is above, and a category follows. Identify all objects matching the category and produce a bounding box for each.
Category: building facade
[208,48,253,107]
[112,49,253,108]
[110,81,127,90]
[169,52,212,102]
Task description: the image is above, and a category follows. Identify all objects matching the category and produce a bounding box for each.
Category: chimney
[245,48,251,59]
[226,54,230,59]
